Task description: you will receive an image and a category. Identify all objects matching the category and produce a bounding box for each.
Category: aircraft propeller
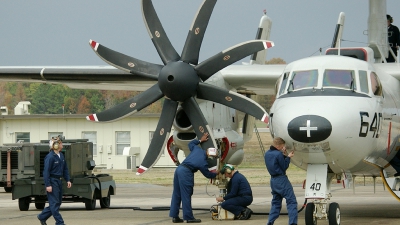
[86,0,273,175]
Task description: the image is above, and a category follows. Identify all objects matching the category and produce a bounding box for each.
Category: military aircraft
[1,0,400,225]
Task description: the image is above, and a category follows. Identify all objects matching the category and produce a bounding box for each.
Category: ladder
[253,123,265,156]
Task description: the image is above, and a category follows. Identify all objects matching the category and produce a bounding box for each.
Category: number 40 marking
[310,183,321,191]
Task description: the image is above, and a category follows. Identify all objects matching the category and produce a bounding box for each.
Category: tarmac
[1,183,400,225]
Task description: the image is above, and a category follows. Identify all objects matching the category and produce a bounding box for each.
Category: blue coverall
[38,150,70,225]
[264,146,297,225]
[389,152,400,175]
[221,171,253,217]
[169,139,217,220]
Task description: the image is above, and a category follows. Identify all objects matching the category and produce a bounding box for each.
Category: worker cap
[207,147,217,157]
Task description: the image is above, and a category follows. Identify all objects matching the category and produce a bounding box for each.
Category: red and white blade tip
[263,41,274,49]
[89,39,99,51]
[86,114,99,122]
[261,113,269,124]
[136,165,148,175]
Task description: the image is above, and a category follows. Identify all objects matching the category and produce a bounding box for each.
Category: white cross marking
[299,120,318,137]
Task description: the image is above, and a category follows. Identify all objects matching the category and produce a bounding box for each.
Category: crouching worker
[169,132,218,223]
[216,164,253,220]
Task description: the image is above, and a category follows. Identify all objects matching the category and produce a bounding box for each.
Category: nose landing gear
[305,200,341,225]
[304,164,341,225]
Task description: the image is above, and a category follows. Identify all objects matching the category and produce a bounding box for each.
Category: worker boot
[172,217,183,223]
[240,207,253,220]
[37,215,47,225]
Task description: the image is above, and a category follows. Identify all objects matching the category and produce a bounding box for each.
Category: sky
[1,0,400,66]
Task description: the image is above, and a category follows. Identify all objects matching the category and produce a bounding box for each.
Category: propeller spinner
[86,0,273,175]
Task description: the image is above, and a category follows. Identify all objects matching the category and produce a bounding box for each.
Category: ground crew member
[216,164,253,220]
[37,136,72,225]
[264,137,297,225]
[386,14,400,62]
[169,132,218,223]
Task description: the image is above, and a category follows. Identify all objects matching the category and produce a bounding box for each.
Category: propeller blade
[89,40,162,80]
[86,84,163,122]
[141,0,180,64]
[182,97,218,171]
[195,40,274,81]
[136,99,178,175]
[181,0,217,65]
[197,83,268,123]
[182,97,217,149]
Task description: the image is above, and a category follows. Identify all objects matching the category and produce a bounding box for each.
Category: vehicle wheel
[85,194,96,210]
[4,186,12,193]
[100,190,111,208]
[35,202,45,209]
[305,202,317,225]
[328,202,340,225]
[18,197,31,211]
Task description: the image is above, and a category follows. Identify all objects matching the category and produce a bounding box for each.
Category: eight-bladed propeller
[86,0,274,175]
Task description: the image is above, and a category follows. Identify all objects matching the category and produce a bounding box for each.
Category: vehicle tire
[18,197,31,211]
[85,194,96,210]
[100,190,111,208]
[4,186,12,193]
[328,202,340,225]
[35,202,45,209]
[305,202,317,225]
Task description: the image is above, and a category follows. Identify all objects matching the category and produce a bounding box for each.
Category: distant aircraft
[1,1,400,225]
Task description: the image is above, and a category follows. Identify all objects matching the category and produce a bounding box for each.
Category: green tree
[85,90,104,113]
[30,84,53,114]
[77,96,91,114]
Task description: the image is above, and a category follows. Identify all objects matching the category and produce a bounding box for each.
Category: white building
[0,112,180,169]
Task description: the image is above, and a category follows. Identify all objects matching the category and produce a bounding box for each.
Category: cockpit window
[288,70,318,91]
[278,72,289,95]
[370,72,382,96]
[358,70,369,94]
[323,69,355,89]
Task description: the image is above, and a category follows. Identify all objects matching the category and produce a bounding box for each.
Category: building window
[16,132,30,143]
[82,131,97,155]
[116,131,130,155]
[48,132,63,140]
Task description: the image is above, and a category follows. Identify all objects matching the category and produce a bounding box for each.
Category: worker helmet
[220,164,234,174]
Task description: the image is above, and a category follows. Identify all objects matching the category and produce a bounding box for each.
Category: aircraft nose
[287,115,332,143]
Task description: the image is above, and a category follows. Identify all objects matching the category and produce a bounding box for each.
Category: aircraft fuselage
[270,54,400,176]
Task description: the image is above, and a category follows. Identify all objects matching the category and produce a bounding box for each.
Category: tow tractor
[0,137,116,211]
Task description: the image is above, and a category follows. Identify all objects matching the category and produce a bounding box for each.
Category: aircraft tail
[368,0,389,62]
[250,11,272,65]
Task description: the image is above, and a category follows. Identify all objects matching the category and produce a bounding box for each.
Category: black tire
[4,186,12,193]
[35,202,45,209]
[305,203,317,225]
[100,190,111,208]
[328,202,340,225]
[85,194,96,210]
[18,197,31,211]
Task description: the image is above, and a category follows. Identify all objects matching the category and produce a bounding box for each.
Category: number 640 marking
[359,112,382,138]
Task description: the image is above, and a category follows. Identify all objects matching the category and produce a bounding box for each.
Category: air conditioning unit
[0,106,8,115]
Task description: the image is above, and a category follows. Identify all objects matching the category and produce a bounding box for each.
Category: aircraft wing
[374,63,400,80]
[220,64,285,95]
[0,64,285,94]
[0,66,156,91]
